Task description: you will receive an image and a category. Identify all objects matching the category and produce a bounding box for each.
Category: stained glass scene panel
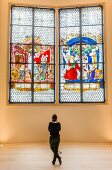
[9,7,55,103]
[34,46,54,64]
[82,63,104,83]
[11,64,32,83]
[34,64,54,83]
[82,44,103,63]
[60,45,80,84]
[60,43,81,102]
[60,64,80,83]
[11,44,32,63]
[60,45,80,64]
[59,6,105,103]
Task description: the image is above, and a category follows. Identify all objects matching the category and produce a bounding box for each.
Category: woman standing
[48,114,62,165]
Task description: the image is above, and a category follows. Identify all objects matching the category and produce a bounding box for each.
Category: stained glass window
[9,7,55,103]
[59,6,105,103]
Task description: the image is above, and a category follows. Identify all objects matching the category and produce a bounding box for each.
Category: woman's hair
[52,114,57,122]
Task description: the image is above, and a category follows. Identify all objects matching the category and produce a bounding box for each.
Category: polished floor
[0,143,112,170]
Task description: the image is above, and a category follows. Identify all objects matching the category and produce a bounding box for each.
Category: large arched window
[9,6,55,103]
[59,6,105,103]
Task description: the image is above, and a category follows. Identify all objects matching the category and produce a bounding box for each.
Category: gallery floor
[0,143,112,170]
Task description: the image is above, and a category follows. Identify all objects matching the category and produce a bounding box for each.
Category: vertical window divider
[58,9,61,103]
[32,7,35,103]
[9,6,13,103]
[54,9,56,103]
[101,6,105,102]
[79,7,83,102]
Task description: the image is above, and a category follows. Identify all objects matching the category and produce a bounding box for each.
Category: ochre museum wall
[0,0,112,143]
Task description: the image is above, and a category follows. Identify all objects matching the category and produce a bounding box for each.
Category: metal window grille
[9,6,55,103]
[59,6,105,103]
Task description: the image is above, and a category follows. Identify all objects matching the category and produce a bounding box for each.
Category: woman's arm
[48,122,51,132]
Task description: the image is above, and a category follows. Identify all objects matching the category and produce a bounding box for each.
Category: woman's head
[52,114,57,122]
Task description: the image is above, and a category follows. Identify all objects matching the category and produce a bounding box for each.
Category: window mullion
[79,8,83,102]
[9,6,13,103]
[59,9,61,103]
[31,7,35,103]
[101,6,105,102]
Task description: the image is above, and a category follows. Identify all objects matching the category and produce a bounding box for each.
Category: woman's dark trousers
[49,135,60,163]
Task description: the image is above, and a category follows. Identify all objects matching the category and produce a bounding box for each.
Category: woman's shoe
[52,160,55,165]
[58,156,62,165]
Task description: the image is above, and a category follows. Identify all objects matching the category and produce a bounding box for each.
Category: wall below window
[0,0,112,143]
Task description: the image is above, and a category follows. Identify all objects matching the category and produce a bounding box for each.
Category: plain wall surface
[0,0,112,143]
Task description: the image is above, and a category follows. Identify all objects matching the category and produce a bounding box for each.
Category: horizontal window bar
[10,24,55,28]
[59,62,104,65]
[60,81,105,84]
[59,43,104,46]
[59,24,104,28]
[9,82,56,84]
[10,43,55,46]
[10,62,55,65]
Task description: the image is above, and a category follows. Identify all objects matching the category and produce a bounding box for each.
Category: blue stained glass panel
[59,7,105,103]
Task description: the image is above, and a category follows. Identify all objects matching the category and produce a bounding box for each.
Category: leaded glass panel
[82,83,104,102]
[60,83,81,102]
[10,83,32,103]
[9,6,55,103]
[60,9,80,27]
[34,83,54,102]
[12,7,32,26]
[60,27,79,45]
[82,7,102,25]
[82,26,103,43]
[11,26,32,44]
[59,6,105,103]
[34,27,54,45]
[34,9,54,27]
[11,44,33,63]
